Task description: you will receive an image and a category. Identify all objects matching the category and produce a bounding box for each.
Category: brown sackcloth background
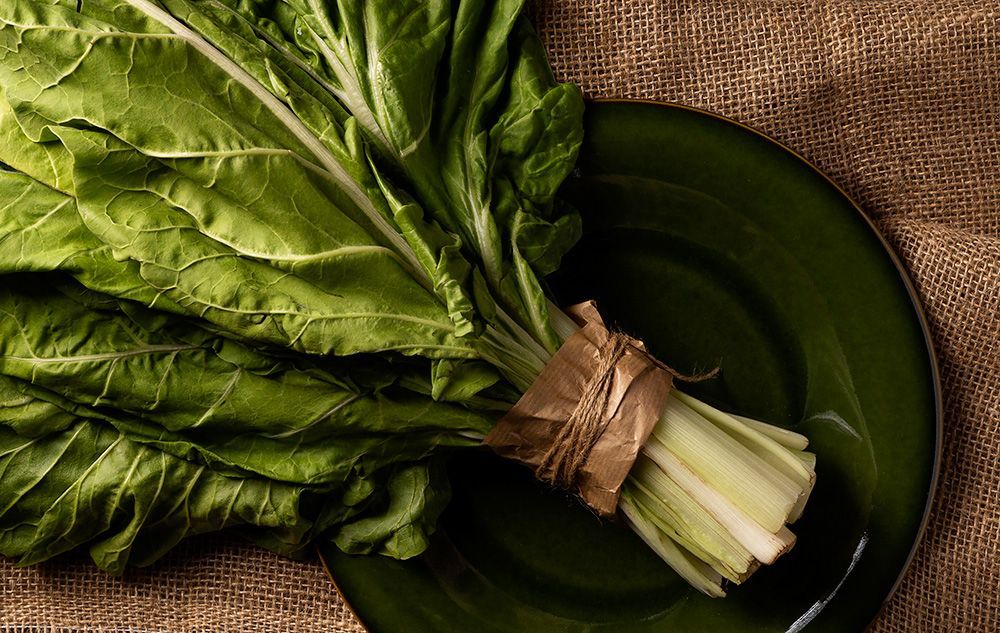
[3,1,998,631]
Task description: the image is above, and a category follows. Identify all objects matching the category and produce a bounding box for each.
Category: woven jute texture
[3,1,998,631]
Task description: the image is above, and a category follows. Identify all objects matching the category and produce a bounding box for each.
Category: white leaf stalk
[502,302,817,597]
[624,392,815,596]
[523,308,816,597]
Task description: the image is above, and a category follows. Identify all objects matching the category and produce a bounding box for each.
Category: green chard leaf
[332,458,452,560]
[0,282,488,571]
[157,0,583,353]
[0,407,328,573]
[0,378,454,571]
[0,276,492,485]
[0,0,480,357]
[170,0,585,352]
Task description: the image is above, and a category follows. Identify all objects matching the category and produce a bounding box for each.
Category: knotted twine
[485,301,675,517]
[535,331,632,489]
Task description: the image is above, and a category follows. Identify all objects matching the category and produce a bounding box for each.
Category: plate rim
[319,98,945,633]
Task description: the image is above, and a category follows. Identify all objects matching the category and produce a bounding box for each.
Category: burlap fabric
[3,1,997,631]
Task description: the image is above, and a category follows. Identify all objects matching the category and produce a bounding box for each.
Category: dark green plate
[320,101,941,633]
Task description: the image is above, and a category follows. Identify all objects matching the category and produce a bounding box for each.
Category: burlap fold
[3,2,998,632]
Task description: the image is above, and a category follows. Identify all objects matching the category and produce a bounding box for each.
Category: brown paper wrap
[484,301,674,517]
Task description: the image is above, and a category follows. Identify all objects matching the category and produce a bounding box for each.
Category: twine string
[534,333,718,490]
[535,332,632,488]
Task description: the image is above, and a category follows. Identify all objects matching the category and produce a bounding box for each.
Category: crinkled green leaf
[0,276,492,484]
[332,458,450,559]
[186,0,584,352]
[146,0,483,337]
[0,322,486,570]
[0,414,324,573]
[430,358,502,403]
[0,374,76,437]
[0,163,187,312]
[0,0,476,357]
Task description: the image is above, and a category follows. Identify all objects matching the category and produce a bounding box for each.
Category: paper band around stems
[484,301,674,517]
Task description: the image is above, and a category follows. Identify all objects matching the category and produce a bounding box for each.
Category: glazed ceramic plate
[319,101,941,633]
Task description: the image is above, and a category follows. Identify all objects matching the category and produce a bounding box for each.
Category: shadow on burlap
[2,1,997,631]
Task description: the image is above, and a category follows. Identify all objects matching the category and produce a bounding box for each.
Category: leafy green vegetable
[0,0,582,573]
[0,270,494,563]
[332,458,451,559]
[0,374,457,571]
[0,276,492,482]
[0,0,814,599]
[0,378,330,572]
